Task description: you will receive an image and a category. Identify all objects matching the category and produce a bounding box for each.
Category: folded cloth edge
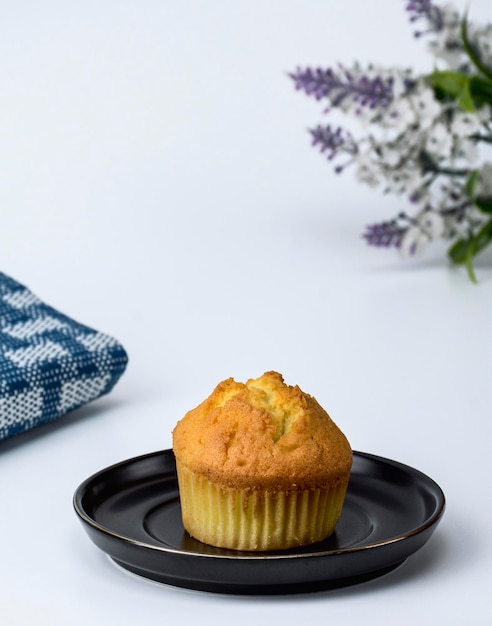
[0,272,129,441]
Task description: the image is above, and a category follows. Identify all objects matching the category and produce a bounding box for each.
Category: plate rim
[73,449,446,562]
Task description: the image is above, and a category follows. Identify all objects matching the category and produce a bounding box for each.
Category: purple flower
[362,220,408,248]
[309,125,358,162]
[290,66,394,110]
[405,0,444,37]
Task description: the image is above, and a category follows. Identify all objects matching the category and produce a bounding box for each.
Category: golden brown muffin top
[172,371,352,491]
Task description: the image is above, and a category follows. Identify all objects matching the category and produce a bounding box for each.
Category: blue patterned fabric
[0,273,128,440]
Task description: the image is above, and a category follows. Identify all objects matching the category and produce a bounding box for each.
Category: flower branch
[290,0,492,281]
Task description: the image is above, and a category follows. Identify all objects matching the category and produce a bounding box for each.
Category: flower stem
[431,166,471,176]
[419,150,470,176]
[440,200,473,218]
[470,133,492,144]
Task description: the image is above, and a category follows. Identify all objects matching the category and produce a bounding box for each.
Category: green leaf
[464,169,492,214]
[448,219,492,282]
[428,70,468,99]
[428,68,492,111]
[457,79,476,112]
[465,170,480,198]
[465,256,477,283]
[473,218,492,254]
[427,71,478,112]
[448,238,478,282]
[461,14,492,81]
[469,76,492,107]
[475,197,492,213]
[448,237,474,264]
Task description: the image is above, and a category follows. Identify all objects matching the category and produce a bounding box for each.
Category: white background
[0,0,491,624]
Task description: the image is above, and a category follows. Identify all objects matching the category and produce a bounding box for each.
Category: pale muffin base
[175,461,349,551]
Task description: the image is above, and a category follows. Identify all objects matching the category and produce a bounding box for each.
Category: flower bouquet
[290,1,492,281]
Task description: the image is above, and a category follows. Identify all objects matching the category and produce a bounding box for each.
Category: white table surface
[1,1,491,624]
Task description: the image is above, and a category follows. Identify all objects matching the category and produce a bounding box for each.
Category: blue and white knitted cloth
[0,273,128,440]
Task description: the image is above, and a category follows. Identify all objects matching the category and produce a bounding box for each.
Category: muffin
[172,371,352,551]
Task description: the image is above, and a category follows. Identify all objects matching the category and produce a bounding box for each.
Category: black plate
[73,450,445,595]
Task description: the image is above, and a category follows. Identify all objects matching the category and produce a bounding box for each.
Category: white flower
[391,70,413,100]
[409,85,442,130]
[426,122,453,157]
[386,167,425,197]
[419,211,446,238]
[399,225,429,257]
[380,145,402,167]
[451,110,482,137]
[383,97,418,134]
[354,152,381,187]
[400,209,447,258]
[455,138,479,163]
[476,163,492,197]
[444,205,488,239]
[409,186,431,206]
[477,104,492,123]
[441,2,461,26]
[470,24,492,69]
[381,80,442,136]
[427,4,464,69]
[444,215,468,238]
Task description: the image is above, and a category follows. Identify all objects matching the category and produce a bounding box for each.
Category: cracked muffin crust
[172,371,352,551]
